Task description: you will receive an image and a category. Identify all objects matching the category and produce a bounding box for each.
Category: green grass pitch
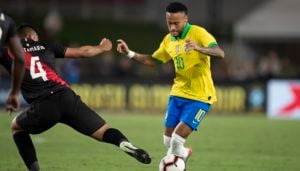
[0,111,300,171]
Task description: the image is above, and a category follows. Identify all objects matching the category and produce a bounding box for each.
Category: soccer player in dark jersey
[0,10,25,112]
[0,24,151,171]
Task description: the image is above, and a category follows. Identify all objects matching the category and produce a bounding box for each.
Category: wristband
[127,50,135,59]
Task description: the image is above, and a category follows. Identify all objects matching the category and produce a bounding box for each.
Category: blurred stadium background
[0,0,299,117]
[1,0,300,170]
[1,0,300,117]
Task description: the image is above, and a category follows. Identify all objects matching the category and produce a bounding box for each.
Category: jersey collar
[171,23,191,41]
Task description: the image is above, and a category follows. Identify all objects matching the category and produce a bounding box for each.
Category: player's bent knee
[11,117,23,134]
[174,122,193,139]
[91,123,110,141]
[10,117,18,130]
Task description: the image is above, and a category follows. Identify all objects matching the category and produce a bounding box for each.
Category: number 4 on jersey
[30,56,48,81]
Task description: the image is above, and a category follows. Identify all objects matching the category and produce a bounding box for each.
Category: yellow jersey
[152,23,218,104]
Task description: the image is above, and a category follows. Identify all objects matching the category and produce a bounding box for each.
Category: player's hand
[116,39,130,55]
[5,92,20,113]
[185,39,201,52]
[99,38,112,52]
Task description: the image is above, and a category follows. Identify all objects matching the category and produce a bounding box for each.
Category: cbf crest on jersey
[175,44,180,54]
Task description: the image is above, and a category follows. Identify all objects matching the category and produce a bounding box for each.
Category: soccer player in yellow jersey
[117,2,224,162]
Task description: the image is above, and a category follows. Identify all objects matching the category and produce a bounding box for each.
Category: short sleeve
[152,36,171,64]
[48,43,67,58]
[197,27,218,48]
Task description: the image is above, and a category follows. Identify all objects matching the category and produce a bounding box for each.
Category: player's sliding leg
[119,140,151,164]
[91,124,151,164]
[66,97,151,164]
[13,132,40,171]
[11,118,40,171]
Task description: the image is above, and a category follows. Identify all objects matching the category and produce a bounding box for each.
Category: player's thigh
[61,90,106,136]
[180,100,211,130]
[16,98,60,134]
[165,96,181,128]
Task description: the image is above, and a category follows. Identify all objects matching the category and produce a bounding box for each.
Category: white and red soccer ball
[159,154,185,171]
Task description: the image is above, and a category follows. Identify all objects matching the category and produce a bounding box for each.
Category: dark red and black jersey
[0,38,69,103]
[0,11,17,47]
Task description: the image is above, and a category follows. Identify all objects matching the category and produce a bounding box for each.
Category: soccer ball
[159,154,185,171]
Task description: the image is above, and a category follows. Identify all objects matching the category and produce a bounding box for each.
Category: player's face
[18,28,39,41]
[166,12,188,37]
[30,31,39,41]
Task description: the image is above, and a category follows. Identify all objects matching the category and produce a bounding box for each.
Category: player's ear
[184,14,188,23]
[30,34,39,41]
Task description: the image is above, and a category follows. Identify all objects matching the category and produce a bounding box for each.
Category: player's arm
[64,38,112,58]
[6,35,25,112]
[8,35,25,95]
[116,39,157,67]
[185,39,225,58]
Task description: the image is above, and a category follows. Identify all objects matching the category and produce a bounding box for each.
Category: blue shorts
[164,96,211,130]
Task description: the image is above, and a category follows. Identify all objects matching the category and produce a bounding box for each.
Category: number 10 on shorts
[194,109,206,122]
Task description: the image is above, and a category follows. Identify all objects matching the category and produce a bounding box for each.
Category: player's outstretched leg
[11,116,40,171]
[119,141,151,164]
[102,128,151,164]
[12,131,40,171]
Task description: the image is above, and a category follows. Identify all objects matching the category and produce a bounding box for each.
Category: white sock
[163,135,171,148]
[170,133,188,158]
[163,135,172,155]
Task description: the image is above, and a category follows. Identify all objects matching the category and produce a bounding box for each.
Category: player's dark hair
[166,2,188,14]
[17,24,39,37]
